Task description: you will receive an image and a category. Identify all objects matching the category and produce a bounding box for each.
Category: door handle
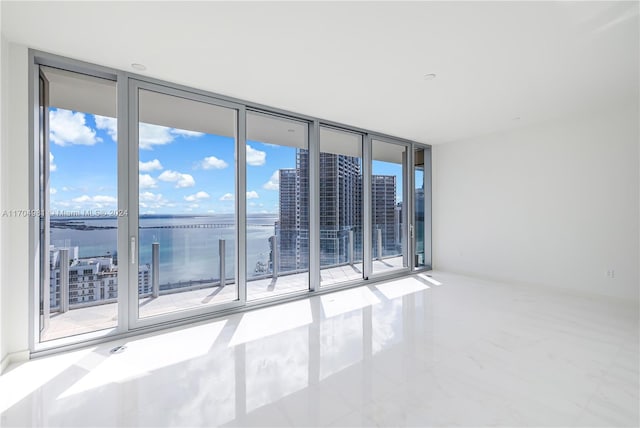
[130,236,136,264]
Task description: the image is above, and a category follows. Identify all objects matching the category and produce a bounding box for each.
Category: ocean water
[50,214,278,284]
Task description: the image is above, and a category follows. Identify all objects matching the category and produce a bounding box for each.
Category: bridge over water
[140,223,274,229]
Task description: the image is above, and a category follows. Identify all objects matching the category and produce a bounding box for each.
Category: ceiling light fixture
[423,73,437,80]
[131,63,147,71]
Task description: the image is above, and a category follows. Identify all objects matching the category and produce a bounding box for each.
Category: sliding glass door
[414,148,426,269]
[32,54,432,351]
[319,127,364,287]
[130,81,244,327]
[413,147,432,270]
[369,138,410,277]
[245,111,310,301]
[414,147,432,270]
[38,66,119,342]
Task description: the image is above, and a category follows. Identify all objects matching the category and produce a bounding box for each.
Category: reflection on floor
[4,272,638,427]
[42,257,405,341]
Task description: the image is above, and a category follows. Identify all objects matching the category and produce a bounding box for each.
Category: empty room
[0,1,638,427]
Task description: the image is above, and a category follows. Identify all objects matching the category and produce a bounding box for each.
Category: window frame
[28,49,432,356]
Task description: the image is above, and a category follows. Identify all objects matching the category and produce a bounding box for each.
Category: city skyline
[277,149,403,273]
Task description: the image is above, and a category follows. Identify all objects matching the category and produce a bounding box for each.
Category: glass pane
[41,66,118,341]
[414,148,426,269]
[319,127,363,287]
[246,112,309,300]
[137,89,238,318]
[371,139,407,275]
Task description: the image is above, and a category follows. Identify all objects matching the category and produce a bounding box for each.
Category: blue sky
[49,107,402,215]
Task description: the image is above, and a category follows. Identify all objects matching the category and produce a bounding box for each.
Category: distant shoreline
[50,213,278,221]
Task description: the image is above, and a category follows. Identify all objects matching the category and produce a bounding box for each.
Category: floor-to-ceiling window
[319,127,364,287]
[245,112,310,301]
[413,147,432,270]
[414,148,426,269]
[370,139,409,276]
[38,66,119,341]
[133,85,241,322]
[32,53,430,351]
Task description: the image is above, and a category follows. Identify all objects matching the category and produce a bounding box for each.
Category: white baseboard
[0,350,29,375]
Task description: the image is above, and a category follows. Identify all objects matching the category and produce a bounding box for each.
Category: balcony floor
[41,257,405,341]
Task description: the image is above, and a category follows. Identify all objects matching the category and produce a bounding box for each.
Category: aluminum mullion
[238,107,247,303]
[363,135,372,280]
[127,80,140,329]
[116,71,129,334]
[28,53,40,352]
[402,145,415,270]
[424,147,433,269]
[32,50,117,81]
[309,120,320,292]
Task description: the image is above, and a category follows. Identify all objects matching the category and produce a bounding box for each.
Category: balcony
[41,256,403,341]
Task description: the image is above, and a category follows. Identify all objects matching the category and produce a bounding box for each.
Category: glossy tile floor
[2,271,638,427]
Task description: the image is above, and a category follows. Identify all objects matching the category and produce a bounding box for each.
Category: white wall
[433,104,640,301]
[0,41,30,364]
[0,27,4,367]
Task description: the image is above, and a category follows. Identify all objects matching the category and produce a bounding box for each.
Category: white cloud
[139,123,174,150]
[139,174,158,189]
[50,109,101,146]
[72,195,91,203]
[158,170,195,188]
[94,115,117,142]
[139,124,205,150]
[184,191,210,202]
[140,191,162,202]
[51,200,72,208]
[49,153,57,172]
[139,159,163,172]
[200,156,228,170]
[177,176,196,188]
[217,191,259,201]
[93,195,117,204]
[246,144,266,166]
[139,192,169,209]
[188,203,200,209]
[172,129,204,138]
[71,194,116,205]
[262,170,280,190]
[50,187,57,195]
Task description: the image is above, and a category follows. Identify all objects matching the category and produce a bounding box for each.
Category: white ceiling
[2,1,638,144]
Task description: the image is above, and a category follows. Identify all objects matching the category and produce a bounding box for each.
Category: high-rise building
[371,175,398,258]
[49,245,151,310]
[277,149,399,271]
[318,152,362,266]
[278,167,305,272]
